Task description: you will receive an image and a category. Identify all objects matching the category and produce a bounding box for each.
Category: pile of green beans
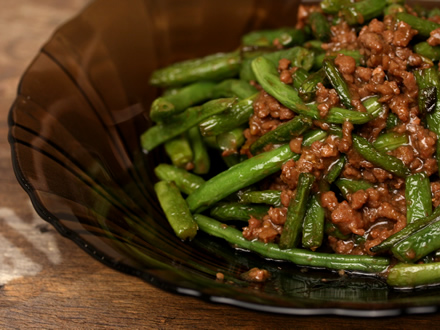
[141,0,440,289]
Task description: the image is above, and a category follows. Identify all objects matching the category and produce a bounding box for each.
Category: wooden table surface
[2,0,440,328]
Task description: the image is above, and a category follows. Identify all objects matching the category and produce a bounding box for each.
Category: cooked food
[141,0,440,288]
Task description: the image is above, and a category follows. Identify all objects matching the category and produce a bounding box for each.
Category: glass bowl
[8,0,440,317]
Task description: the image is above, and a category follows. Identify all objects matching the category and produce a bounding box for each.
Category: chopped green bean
[164,135,193,169]
[188,126,210,174]
[154,164,205,195]
[239,190,282,207]
[209,202,270,221]
[193,214,390,273]
[186,144,298,212]
[155,181,198,240]
[141,98,236,151]
[280,173,315,249]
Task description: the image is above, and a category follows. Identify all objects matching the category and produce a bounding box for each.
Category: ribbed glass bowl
[8,0,440,317]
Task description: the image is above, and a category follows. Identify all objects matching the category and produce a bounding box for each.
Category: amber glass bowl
[8,0,440,316]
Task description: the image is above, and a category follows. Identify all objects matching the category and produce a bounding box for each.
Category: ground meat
[240,267,271,282]
[281,137,340,189]
[240,6,440,257]
[428,27,440,46]
[432,182,440,208]
[316,83,340,117]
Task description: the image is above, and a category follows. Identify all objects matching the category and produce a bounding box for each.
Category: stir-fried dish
[141,0,440,288]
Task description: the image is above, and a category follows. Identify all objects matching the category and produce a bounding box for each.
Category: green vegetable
[396,12,440,38]
[405,173,433,224]
[188,126,210,174]
[155,181,198,240]
[212,79,258,99]
[252,56,375,124]
[242,28,307,47]
[154,164,205,195]
[209,202,270,221]
[141,98,236,151]
[193,214,390,273]
[372,132,408,153]
[150,51,241,87]
[150,81,217,122]
[239,190,282,207]
[279,173,315,249]
[387,262,440,288]
[308,12,331,42]
[164,135,193,168]
[335,178,373,199]
[341,0,387,25]
[370,207,440,254]
[302,194,325,251]
[352,134,411,178]
[323,59,353,110]
[199,94,257,137]
[249,115,312,155]
[186,144,298,212]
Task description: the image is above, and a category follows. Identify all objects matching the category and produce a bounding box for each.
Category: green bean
[188,126,210,174]
[202,135,218,149]
[141,98,236,151]
[341,0,386,25]
[335,178,373,199]
[155,181,198,240]
[186,144,298,212]
[387,262,440,288]
[320,0,351,14]
[392,219,440,263]
[242,28,307,48]
[414,67,440,175]
[414,42,440,61]
[239,190,282,207]
[150,51,241,87]
[252,57,374,124]
[199,94,257,137]
[302,129,328,147]
[396,12,440,38]
[325,222,351,240]
[211,79,258,99]
[363,95,384,117]
[304,40,324,52]
[405,173,432,224]
[327,50,364,66]
[164,135,193,168]
[308,12,331,42]
[299,68,327,102]
[323,58,353,109]
[386,113,400,130]
[209,202,270,221]
[193,214,390,273]
[370,207,440,254]
[429,8,440,19]
[216,126,245,153]
[280,173,315,249]
[264,46,315,72]
[324,155,346,184]
[313,53,327,70]
[250,115,313,155]
[384,4,406,16]
[154,164,205,195]
[292,68,310,91]
[150,81,217,122]
[352,134,411,178]
[372,132,409,153]
[302,194,325,251]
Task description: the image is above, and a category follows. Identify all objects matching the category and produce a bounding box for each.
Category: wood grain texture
[2,0,440,328]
